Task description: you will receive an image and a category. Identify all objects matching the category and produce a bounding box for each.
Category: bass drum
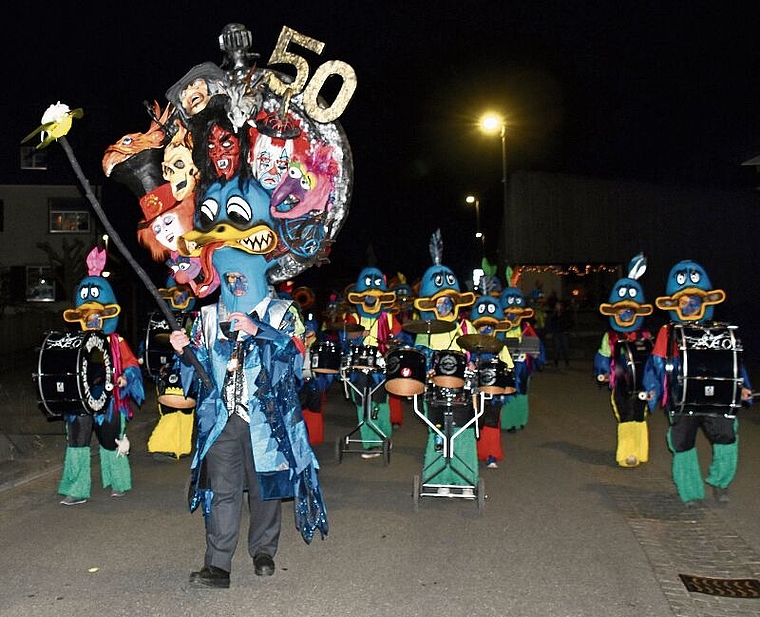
[668,322,744,417]
[36,331,114,419]
[615,336,653,398]
[143,311,196,377]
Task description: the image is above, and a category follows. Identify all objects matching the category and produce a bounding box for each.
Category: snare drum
[432,349,467,388]
[385,346,427,396]
[349,344,383,370]
[669,322,744,417]
[426,386,474,427]
[310,340,341,374]
[36,331,114,419]
[476,357,516,395]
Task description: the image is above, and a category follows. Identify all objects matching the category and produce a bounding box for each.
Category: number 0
[302,60,357,123]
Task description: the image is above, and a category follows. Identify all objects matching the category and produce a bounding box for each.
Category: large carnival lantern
[100,23,355,294]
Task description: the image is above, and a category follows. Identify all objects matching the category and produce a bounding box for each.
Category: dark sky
[5,1,760,296]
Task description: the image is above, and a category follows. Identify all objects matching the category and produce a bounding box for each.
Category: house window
[26,265,55,302]
[20,145,48,171]
[49,197,91,233]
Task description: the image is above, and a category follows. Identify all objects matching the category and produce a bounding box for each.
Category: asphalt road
[1,364,760,617]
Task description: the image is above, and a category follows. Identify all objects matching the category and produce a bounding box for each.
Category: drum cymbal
[402,319,456,334]
[326,321,364,333]
[457,333,504,353]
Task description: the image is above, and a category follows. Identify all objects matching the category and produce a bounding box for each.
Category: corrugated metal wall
[502,170,759,291]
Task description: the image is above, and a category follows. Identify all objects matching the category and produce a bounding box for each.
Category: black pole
[58,136,213,391]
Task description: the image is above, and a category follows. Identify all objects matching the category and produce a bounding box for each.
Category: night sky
[5,1,759,299]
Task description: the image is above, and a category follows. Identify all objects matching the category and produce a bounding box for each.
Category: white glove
[115,435,130,457]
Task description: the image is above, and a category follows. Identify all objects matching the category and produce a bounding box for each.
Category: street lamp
[479,113,507,262]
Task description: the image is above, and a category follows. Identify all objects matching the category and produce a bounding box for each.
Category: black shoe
[188,565,230,589]
[253,553,275,576]
[712,486,730,503]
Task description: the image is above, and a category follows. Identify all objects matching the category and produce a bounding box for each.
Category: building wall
[0,184,101,304]
[500,170,760,356]
[0,184,100,267]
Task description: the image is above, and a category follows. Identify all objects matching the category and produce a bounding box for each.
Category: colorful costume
[300,315,331,446]
[413,230,477,495]
[96,22,352,588]
[58,247,145,504]
[343,266,404,456]
[594,254,653,467]
[469,294,515,469]
[643,260,751,504]
[145,278,198,460]
[500,286,545,431]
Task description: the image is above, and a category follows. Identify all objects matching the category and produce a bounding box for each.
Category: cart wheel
[334,435,343,464]
[382,438,391,466]
[477,477,486,513]
[412,474,420,510]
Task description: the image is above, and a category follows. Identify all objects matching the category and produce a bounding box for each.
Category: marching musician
[145,276,198,460]
[58,247,144,505]
[412,230,477,496]
[469,294,515,470]
[643,260,752,506]
[387,272,417,427]
[594,254,654,468]
[344,265,404,458]
[500,284,545,432]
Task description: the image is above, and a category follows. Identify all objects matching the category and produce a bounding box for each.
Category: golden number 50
[266,26,357,123]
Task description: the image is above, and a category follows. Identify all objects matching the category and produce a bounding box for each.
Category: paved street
[1,362,760,617]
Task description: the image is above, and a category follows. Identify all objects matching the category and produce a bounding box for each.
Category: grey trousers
[204,413,282,572]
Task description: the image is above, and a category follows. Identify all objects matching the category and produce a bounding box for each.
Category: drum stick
[57,136,213,391]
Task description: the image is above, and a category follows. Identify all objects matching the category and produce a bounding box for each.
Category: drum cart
[335,365,391,465]
[411,389,487,512]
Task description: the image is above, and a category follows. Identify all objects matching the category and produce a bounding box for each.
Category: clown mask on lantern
[251,132,293,190]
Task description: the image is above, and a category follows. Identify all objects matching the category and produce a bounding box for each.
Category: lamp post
[479,113,507,263]
[466,194,484,293]
[465,194,483,257]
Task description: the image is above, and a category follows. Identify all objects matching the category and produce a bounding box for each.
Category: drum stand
[411,390,487,512]
[335,367,392,465]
